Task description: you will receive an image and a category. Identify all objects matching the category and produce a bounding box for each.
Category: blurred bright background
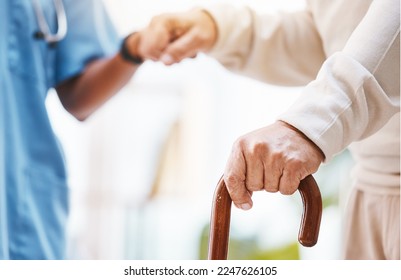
[46,0,355,260]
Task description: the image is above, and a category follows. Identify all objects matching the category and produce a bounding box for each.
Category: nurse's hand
[224,121,325,211]
[134,9,218,65]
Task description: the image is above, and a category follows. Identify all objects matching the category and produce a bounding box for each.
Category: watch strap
[120,33,144,65]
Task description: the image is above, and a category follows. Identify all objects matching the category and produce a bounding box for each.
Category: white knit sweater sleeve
[278,0,400,161]
[205,4,325,86]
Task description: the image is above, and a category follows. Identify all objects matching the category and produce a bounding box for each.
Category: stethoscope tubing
[32,0,67,44]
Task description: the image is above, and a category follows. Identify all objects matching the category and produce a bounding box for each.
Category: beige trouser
[342,186,400,260]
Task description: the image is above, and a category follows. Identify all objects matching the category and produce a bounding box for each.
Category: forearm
[56,52,138,121]
[279,0,400,161]
[205,4,325,86]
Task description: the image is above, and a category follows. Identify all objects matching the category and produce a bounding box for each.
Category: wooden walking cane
[208,175,322,260]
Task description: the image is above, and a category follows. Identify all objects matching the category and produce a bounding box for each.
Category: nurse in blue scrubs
[0,0,143,259]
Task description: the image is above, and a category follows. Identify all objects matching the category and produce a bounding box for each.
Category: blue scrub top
[0,0,119,259]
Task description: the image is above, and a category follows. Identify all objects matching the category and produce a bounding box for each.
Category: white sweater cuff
[278,52,398,162]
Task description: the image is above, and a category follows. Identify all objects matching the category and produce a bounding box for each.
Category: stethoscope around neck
[32,0,67,45]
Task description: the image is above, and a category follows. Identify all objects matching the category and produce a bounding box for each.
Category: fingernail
[161,54,174,65]
[240,203,252,210]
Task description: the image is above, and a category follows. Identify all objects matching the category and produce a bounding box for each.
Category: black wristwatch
[120,33,144,65]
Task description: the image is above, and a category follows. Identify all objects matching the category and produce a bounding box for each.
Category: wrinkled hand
[128,9,217,65]
[224,121,325,211]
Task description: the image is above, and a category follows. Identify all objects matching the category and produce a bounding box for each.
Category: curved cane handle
[208,174,322,260]
[208,177,232,260]
[297,175,323,247]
